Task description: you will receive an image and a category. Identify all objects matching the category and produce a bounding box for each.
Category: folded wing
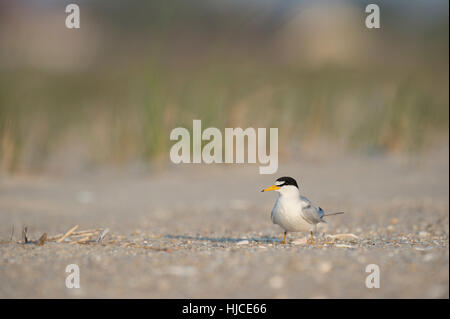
[300,202,324,225]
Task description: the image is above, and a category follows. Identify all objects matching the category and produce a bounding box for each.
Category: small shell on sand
[326,233,359,243]
[334,244,355,248]
[291,237,308,245]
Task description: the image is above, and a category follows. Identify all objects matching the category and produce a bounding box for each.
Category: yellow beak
[261,184,280,192]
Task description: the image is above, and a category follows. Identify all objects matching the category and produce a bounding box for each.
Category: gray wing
[299,199,325,225]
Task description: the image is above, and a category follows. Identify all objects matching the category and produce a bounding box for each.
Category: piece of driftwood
[57,225,79,243]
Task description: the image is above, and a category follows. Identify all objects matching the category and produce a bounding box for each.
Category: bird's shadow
[165,234,281,244]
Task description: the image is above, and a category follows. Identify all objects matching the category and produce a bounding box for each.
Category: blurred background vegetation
[0,0,448,174]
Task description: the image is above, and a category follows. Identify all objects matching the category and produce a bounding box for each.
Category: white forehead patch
[275,180,284,186]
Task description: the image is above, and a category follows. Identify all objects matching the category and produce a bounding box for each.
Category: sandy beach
[1,150,448,298]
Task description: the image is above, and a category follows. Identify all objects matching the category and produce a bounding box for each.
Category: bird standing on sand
[262,176,343,244]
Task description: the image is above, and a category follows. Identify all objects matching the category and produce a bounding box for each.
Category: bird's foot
[281,231,287,244]
[310,231,315,245]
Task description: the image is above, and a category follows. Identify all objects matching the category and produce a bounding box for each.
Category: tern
[262,176,343,244]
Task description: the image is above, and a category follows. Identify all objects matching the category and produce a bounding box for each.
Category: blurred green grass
[0,58,447,173]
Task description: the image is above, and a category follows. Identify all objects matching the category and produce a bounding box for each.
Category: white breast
[271,197,313,232]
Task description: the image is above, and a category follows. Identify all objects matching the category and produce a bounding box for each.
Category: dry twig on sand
[22,226,28,244]
[47,228,103,241]
[49,226,106,244]
[37,233,47,246]
[57,225,79,243]
[0,225,108,246]
[71,235,94,244]
[96,228,109,243]
[123,242,172,252]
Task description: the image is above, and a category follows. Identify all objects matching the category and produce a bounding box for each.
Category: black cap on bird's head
[275,176,299,188]
[261,176,299,192]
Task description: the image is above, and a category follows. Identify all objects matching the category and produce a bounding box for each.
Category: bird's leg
[282,231,287,244]
[310,231,315,245]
